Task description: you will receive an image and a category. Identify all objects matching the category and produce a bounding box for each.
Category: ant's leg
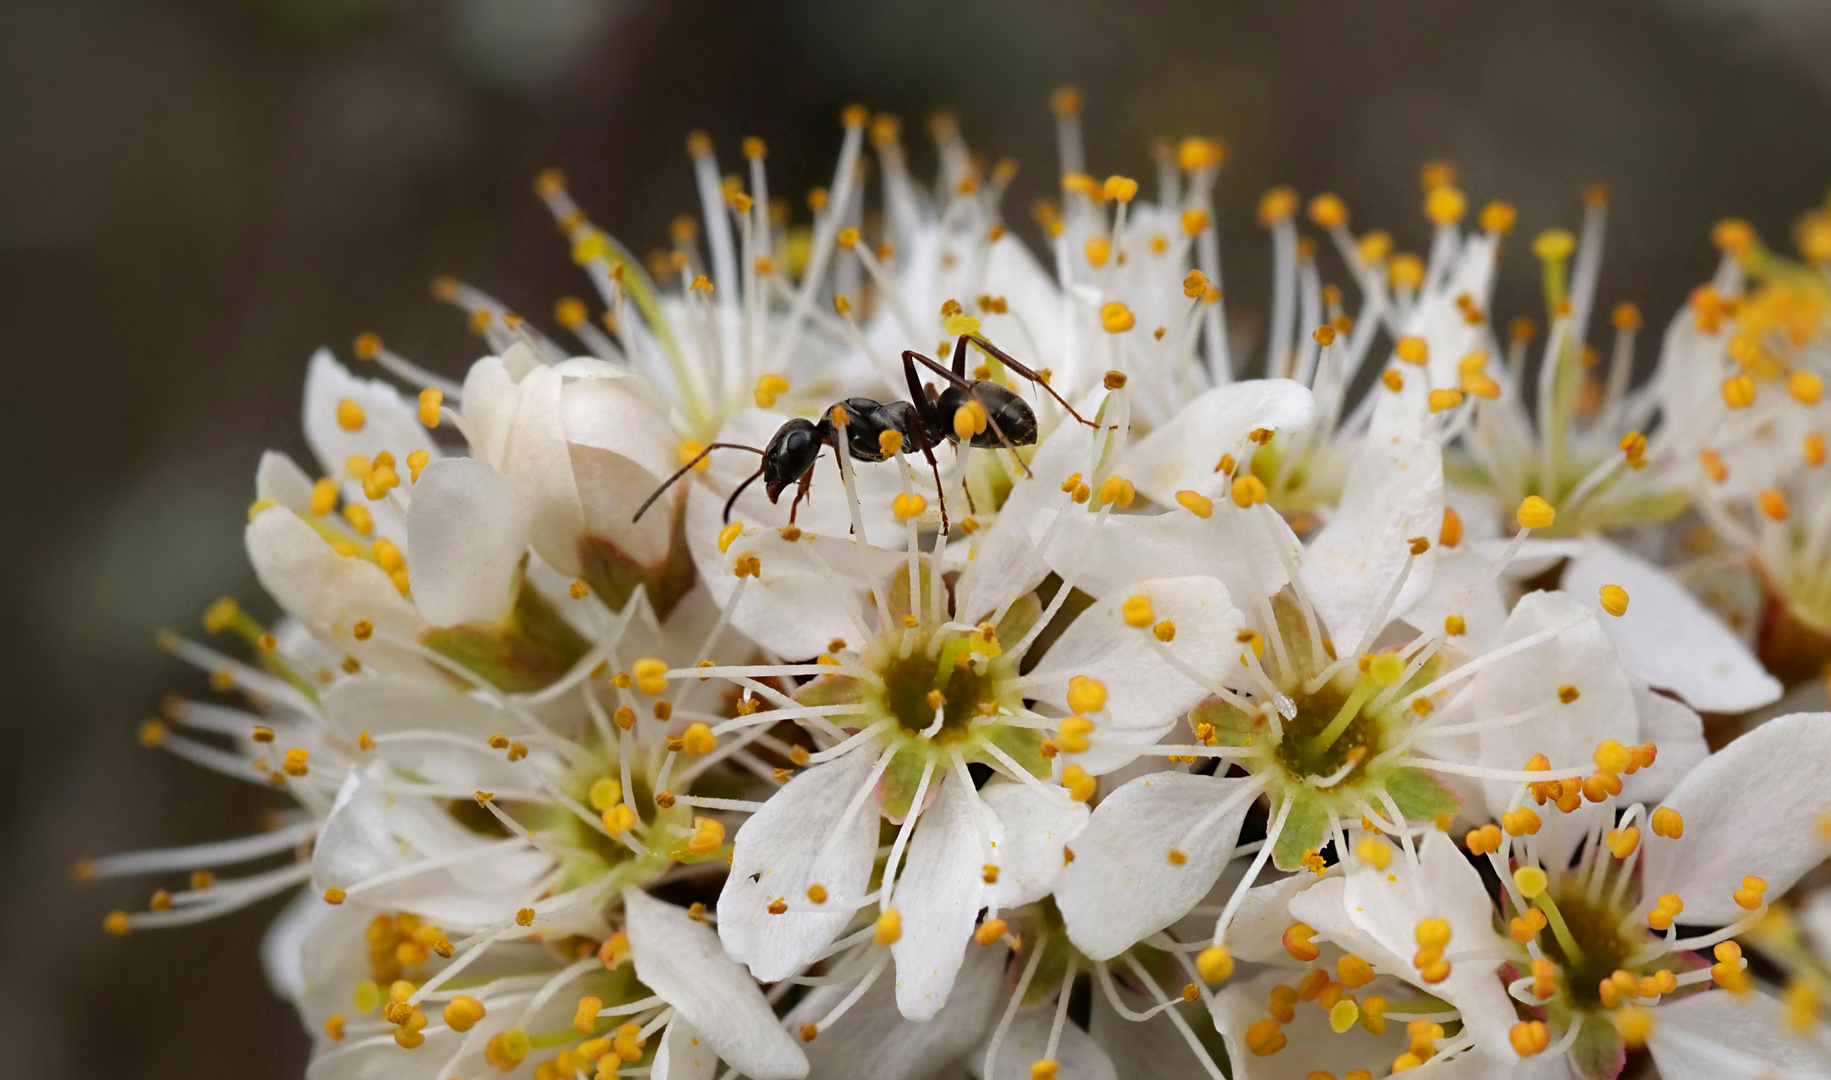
[904,348,1035,478]
[951,332,971,379]
[919,440,949,534]
[902,349,949,438]
[722,466,765,523]
[787,472,814,525]
[968,334,1095,427]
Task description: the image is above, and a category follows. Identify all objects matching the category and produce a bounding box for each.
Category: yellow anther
[1179,269,1211,300]
[1381,369,1404,392]
[1722,374,1757,409]
[1481,201,1518,234]
[1096,474,1135,508]
[1367,652,1405,687]
[1533,230,1576,262]
[1283,922,1321,962]
[969,918,1009,947]
[714,521,745,555]
[570,995,603,1036]
[601,803,636,834]
[1231,474,1268,508]
[411,387,441,428]
[1307,193,1350,230]
[282,748,309,777]
[874,429,906,459]
[1598,584,1629,617]
[308,477,338,517]
[1502,807,1542,837]
[953,398,989,440]
[1650,807,1683,839]
[1513,865,1549,898]
[1122,596,1156,628]
[836,228,859,250]
[681,722,717,755]
[336,398,366,432]
[1509,1020,1551,1057]
[633,657,668,695]
[1424,186,1467,225]
[747,373,792,410]
[404,449,428,483]
[1257,186,1298,226]
[1181,208,1211,236]
[1466,823,1504,855]
[1176,136,1226,172]
[1102,175,1139,203]
[1084,236,1112,268]
[1428,388,1463,412]
[1061,764,1097,802]
[1194,944,1234,984]
[1395,337,1429,366]
[1100,301,1135,334]
[1517,495,1557,530]
[1758,489,1790,522]
[1153,620,1176,642]
[588,778,623,812]
[892,492,927,521]
[1030,1060,1060,1080]
[1439,613,1466,638]
[321,887,346,905]
[1065,675,1107,715]
[1605,826,1641,859]
[486,1028,531,1069]
[1735,875,1769,911]
[1245,1018,1287,1056]
[685,816,725,855]
[1356,837,1393,870]
[874,909,902,946]
[1788,369,1825,405]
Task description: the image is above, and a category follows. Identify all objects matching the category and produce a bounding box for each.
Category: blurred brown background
[6,0,1831,1075]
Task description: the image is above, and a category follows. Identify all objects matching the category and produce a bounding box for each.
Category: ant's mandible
[631,332,1095,532]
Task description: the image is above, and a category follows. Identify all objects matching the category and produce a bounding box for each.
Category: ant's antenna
[632,443,765,523]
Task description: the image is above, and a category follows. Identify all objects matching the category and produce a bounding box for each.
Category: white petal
[246,506,423,665]
[1618,685,1708,806]
[1033,503,1298,608]
[1463,590,1638,818]
[261,887,327,1006]
[789,944,1004,1080]
[460,356,520,469]
[686,504,906,660]
[302,349,438,480]
[1302,433,1442,652]
[891,775,1000,1020]
[1223,873,1316,963]
[625,889,808,1080]
[499,365,587,575]
[1055,772,1254,961]
[405,458,531,627]
[652,1016,720,1080]
[562,374,680,565]
[1562,539,1780,713]
[1121,380,1316,505]
[719,748,883,981]
[1087,976,1216,1080]
[1640,712,1831,925]
[1646,990,1831,1080]
[1026,577,1244,774]
[320,676,529,791]
[970,1008,1117,1080]
[979,781,1089,910]
[256,450,318,513]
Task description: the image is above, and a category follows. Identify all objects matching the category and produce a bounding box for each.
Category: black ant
[632,333,1095,532]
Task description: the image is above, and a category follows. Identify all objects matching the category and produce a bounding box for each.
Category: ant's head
[763,418,823,502]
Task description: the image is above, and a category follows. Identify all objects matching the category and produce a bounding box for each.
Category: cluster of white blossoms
[81,92,1831,1080]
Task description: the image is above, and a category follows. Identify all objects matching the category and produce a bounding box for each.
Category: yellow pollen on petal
[1122,596,1155,627]
[1599,585,1630,617]
[1356,837,1393,870]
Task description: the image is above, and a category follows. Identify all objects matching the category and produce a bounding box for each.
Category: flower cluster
[81,92,1831,1080]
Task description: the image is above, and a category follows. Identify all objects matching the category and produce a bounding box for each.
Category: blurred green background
[6,0,1831,1075]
